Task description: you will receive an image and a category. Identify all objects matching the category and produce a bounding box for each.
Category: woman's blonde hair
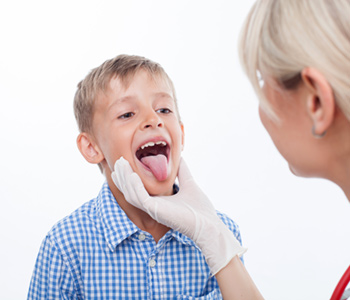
[239,0,350,119]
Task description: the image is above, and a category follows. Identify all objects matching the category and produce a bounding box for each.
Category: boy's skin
[77,70,184,242]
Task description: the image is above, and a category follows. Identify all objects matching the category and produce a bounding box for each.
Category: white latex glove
[112,156,247,275]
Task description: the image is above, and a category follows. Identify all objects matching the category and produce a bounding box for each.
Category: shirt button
[138,233,146,241]
[149,258,156,268]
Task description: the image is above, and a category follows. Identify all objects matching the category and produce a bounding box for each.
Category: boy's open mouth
[135,141,170,181]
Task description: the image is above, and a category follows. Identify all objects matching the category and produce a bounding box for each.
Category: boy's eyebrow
[107,92,175,113]
[115,95,135,104]
[107,95,135,112]
[111,92,173,107]
[153,92,174,100]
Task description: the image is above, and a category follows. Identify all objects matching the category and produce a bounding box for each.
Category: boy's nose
[141,111,164,130]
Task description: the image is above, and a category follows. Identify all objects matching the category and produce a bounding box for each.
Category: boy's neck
[106,176,170,243]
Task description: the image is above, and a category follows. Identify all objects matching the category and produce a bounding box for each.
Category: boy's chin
[143,179,175,196]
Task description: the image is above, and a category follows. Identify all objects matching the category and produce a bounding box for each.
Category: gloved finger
[112,168,132,202]
[129,172,179,223]
[129,172,152,206]
[124,172,159,220]
[117,170,148,210]
[177,157,195,188]
[113,157,134,193]
[111,172,122,192]
[122,172,143,208]
[116,157,134,177]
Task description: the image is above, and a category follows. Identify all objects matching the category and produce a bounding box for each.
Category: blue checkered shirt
[28,182,243,299]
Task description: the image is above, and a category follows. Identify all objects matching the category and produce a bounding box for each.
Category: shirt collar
[171,231,199,249]
[96,182,199,252]
[97,182,139,252]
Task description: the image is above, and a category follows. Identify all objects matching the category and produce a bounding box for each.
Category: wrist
[199,221,247,275]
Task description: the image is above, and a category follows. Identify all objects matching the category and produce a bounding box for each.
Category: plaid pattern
[28,182,243,300]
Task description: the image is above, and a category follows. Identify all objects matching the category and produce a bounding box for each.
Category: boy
[27,54,243,299]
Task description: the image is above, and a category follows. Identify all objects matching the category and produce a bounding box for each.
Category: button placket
[149,257,156,268]
[138,233,146,241]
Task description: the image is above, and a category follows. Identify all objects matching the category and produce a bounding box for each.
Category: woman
[113,0,350,299]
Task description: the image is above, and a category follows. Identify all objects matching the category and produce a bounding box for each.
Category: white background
[1,1,350,299]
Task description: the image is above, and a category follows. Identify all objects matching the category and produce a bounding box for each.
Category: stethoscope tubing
[330,266,350,300]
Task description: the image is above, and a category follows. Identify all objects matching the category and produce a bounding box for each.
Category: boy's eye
[156,108,172,114]
[118,112,134,119]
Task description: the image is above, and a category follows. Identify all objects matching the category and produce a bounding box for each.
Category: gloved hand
[112,156,247,275]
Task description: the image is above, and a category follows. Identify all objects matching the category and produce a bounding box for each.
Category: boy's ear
[77,132,104,164]
[180,122,185,151]
[301,67,335,136]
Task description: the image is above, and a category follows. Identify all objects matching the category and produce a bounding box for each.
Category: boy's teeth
[141,142,155,149]
[140,141,167,150]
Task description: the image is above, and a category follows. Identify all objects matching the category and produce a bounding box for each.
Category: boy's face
[91,70,184,196]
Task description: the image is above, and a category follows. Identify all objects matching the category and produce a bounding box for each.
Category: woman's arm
[216,256,264,299]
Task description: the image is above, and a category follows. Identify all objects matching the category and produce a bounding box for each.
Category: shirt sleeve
[216,211,244,264]
[27,235,79,300]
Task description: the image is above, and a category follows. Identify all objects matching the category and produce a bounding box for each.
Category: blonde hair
[239,0,350,120]
[74,54,180,134]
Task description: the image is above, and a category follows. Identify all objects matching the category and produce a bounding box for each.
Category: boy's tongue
[141,154,168,181]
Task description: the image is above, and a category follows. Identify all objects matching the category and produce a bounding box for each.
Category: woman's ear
[77,133,104,164]
[301,67,335,136]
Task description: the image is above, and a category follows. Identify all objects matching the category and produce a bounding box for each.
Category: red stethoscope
[330,266,350,300]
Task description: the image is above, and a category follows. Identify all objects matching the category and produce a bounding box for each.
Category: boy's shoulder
[47,196,99,246]
[44,181,136,255]
[216,210,242,243]
[46,182,111,248]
